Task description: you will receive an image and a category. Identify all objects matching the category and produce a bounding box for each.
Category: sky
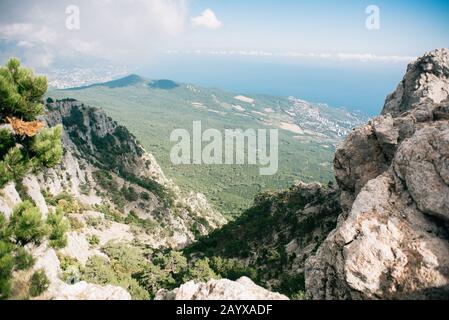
[0,0,448,114]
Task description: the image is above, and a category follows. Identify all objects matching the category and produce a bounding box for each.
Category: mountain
[175,48,449,300]
[48,76,368,217]
[1,98,225,299]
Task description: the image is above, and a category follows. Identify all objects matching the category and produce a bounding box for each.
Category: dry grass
[6,117,44,137]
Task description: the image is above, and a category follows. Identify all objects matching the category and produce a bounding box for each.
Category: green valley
[49,75,367,217]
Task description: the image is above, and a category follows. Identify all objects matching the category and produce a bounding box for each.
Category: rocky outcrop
[306,48,449,299]
[155,277,289,300]
[2,98,226,300]
[383,48,449,117]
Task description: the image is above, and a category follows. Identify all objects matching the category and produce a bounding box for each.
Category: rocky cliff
[305,48,449,299]
[1,99,225,299]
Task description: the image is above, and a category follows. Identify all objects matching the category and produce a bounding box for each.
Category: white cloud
[0,23,59,44]
[336,53,416,63]
[0,0,188,66]
[191,9,223,29]
[167,49,417,63]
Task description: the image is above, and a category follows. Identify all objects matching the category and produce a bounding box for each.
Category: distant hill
[49,75,368,217]
[67,74,145,90]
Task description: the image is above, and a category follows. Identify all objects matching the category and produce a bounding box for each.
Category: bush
[31,126,63,168]
[210,257,258,281]
[14,247,35,271]
[47,208,70,249]
[58,254,82,285]
[29,269,50,297]
[46,193,82,213]
[68,216,84,231]
[0,241,14,299]
[140,192,150,201]
[87,235,100,247]
[0,58,62,188]
[0,129,15,159]
[182,258,218,283]
[122,185,138,202]
[9,201,47,245]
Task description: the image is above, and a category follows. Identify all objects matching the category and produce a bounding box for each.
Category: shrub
[68,216,84,231]
[0,241,14,299]
[87,235,100,247]
[31,125,63,168]
[140,192,150,201]
[0,58,62,188]
[82,256,118,285]
[122,185,138,202]
[58,254,82,284]
[9,201,47,245]
[47,208,70,249]
[29,269,50,297]
[0,129,15,159]
[182,258,218,283]
[210,257,258,281]
[14,247,35,271]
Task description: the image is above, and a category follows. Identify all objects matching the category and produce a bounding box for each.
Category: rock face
[52,282,131,300]
[156,277,289,300]
[306,48,449,299]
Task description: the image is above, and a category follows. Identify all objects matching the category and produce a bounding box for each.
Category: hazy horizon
[1,0,448,114]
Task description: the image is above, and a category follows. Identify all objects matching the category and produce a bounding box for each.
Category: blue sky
[0,0,448,114]
[184,0,449,56]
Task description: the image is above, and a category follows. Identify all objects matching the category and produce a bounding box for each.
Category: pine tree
[0,58,62,188]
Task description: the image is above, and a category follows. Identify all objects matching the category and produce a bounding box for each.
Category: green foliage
[291,291,307,300]
[0,58,47,120]
[67,216,84,230]
[62,107,87,133]
[14,247,35,271]
[137,263,175,298]
[0,146,30,186]
[0,58,62,188]
[210,256,258,281]
[0,240,14,299]
[9,201,47,245]
[182,258,218,283]
[0,129,15,158]
[0,211,38,300]
[45,192,82,213]
[122,185,138,202]
[58,253,82,284]
[87,235,100,247]
[31,125,63,168]
[275,273,305,297]
[82,253,150,300]
[47,208,70,249]
[184,185,341,298]
[29,269,50,297]
[140,192,150,201]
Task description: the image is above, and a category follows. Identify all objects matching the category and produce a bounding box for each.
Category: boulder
[156,277,289,300]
